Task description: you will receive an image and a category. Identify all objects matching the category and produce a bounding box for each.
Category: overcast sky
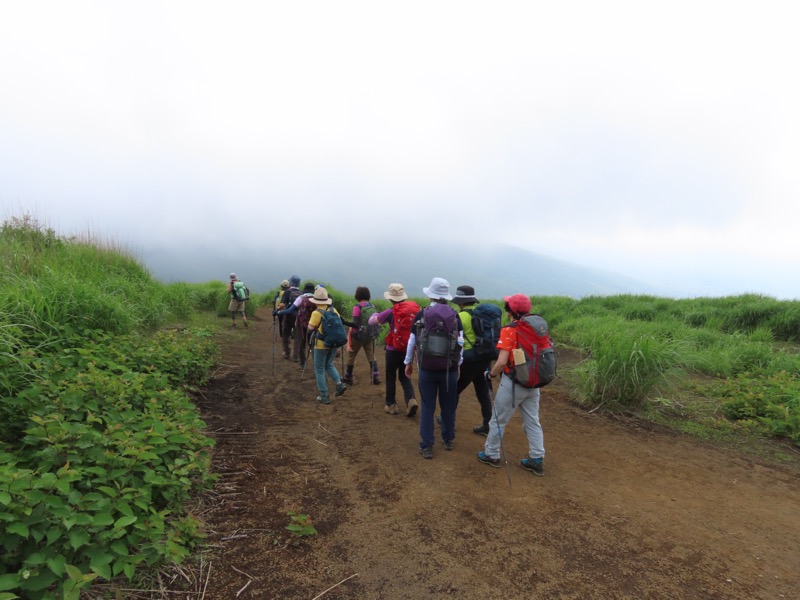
[2,1,798,299]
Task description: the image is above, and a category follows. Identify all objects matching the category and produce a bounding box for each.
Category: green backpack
[232,281,250,302]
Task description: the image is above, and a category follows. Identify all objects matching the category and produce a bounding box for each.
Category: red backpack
[508,314,557,388]
[387,300,420,351]
[295,296,316,331]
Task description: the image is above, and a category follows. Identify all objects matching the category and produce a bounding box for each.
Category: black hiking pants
[456,359,493,428]
[384,348,415,406]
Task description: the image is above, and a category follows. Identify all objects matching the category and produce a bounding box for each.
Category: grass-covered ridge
[0,216,225,599]
[535,294,800,448]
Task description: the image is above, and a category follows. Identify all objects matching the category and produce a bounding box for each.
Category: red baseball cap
[503,293,531,315]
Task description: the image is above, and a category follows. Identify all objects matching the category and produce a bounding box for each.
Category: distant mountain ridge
[139,242,661,299]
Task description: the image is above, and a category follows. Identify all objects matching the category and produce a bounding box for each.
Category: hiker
[273,279,290,335]
[368,283,420,416]
[477,293,546,477]
[226,273,249,328]
[274,282,316,369]
[294,283,317,370]
[306,286,348,404]
[274,275,301,361]
[341,286,381,386]
[404,277,463,459]
[453,285,500,436]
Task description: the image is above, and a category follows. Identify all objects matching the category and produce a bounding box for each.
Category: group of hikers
[229,273,554,476]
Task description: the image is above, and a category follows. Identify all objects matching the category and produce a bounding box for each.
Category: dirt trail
[193,308,800,599]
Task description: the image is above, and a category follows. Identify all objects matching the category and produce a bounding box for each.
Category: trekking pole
[487,375,512,488]
[300,332,314,381]
[272,317,277,377]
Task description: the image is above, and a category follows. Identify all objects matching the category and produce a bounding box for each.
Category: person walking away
[274,282,316,369]
[227,273,249,328]
[306,287,348,404]
[453,285,500,436]
[274,279,290,336]
[275,275,302,360]
[368,283,420,416]
[404,277,463,459]
[341,286,381,385]
[293,283,317,370]
[477,293,548,476]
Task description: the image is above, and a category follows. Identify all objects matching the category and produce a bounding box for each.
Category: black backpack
[463,303,502,361]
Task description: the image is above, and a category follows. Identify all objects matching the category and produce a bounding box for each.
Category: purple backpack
[415,303,460,371]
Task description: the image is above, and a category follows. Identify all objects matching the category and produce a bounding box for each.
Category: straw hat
[384,283,408,302]
[309,286,333,305]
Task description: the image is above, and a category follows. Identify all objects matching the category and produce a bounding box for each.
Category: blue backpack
[463,303,502,361]
[316,307,348,348]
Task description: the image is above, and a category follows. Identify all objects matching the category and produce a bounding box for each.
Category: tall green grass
[545,293,800,444]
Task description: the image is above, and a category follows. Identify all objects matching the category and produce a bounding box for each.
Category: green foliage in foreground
[1,216,218,598]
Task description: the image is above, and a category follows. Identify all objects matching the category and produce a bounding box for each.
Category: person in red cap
[477,293,546,476]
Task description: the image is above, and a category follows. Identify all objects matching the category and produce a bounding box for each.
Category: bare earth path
[193,309,800,599]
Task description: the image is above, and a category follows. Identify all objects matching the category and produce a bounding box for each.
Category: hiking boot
[243,320,249,328]
[282,353,290,360]
[316,394,331,404]
[341,374,354,385]
[521,457,544,477]
[473,425,490,437]
[334,382,347,397]
[443,440,453,451]
[405,398,418,418]
[477,451,501,468]
[419,446,433,459]
[384,403,399,415]
[231,322,237,328]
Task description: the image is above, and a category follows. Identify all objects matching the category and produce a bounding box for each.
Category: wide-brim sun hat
[423,277,452,301]
[384,283,408,302]
[504,293,532,316]
[289,275,301,286]
[452,285,479,305]
[309,286,333,305]
[229,273,237,279]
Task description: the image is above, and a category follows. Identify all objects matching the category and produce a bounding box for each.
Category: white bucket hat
[384,283,408,302]
[423,277,452,301]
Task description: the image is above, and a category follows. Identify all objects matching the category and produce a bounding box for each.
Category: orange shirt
[496,325,519,375]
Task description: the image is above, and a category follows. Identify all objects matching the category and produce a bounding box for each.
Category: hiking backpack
[415,303,461,371]
[315,307,348,348]
[508,314,557,388]
[232,280,249,302]
[295,295,316,331]
[353,302,380,342]
[463,303,502,361]
[388,300,420,351]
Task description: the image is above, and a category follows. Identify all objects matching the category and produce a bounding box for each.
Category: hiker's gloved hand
[272,309,279,316]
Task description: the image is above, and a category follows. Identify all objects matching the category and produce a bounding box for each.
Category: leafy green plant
[285,511,318,538]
